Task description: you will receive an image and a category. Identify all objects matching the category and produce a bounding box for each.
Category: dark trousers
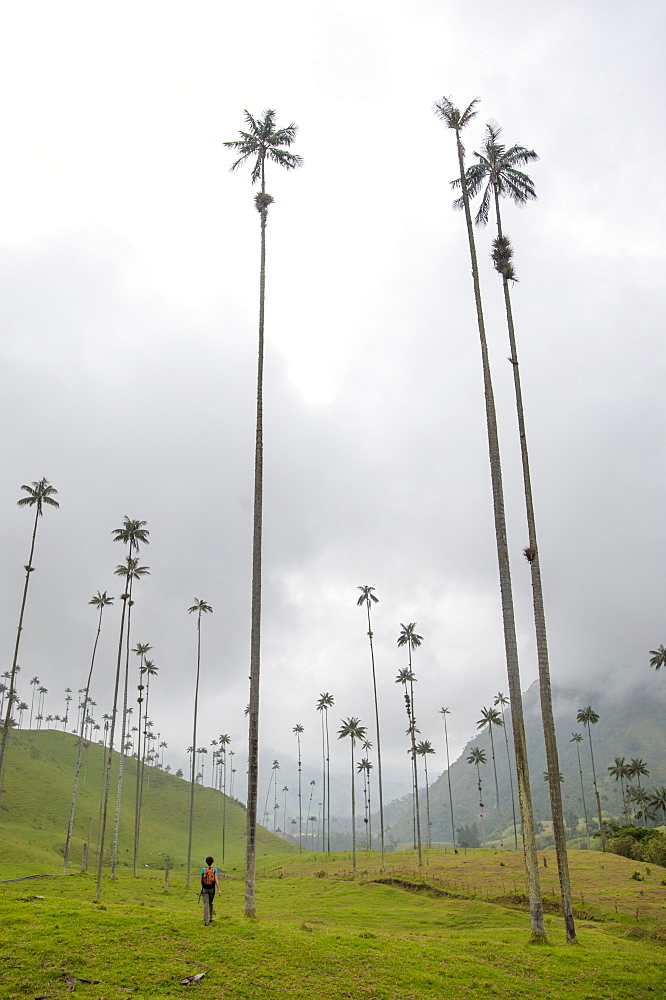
[202,886,215,924]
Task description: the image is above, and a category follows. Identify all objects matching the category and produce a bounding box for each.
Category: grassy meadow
[1,731,665,998]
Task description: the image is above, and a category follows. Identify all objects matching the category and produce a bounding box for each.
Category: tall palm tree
[134,657,158,872]
[356,585,386,867]
[494,692,519,849]
[28,676,40,730]
[0,479,59,786]
[608,757,631,823]
[64,591,114,872]
[439,708,456,849]
[225,110,302,919]
[648,645,665,671]
[570,733,591,848]
[186,598,213,887]
[434,96,545,940]
[477,706,504,848]
[219,733,231,861]
[96,552,149,898]
[455,119,574,941]
[395,666,422,865]
[357,757,372,849]
[108,518,150,878]
[627,759,649,799]
[415,740,436,849]
[292,724,304,852]
[337,717,367,871]
[648,787,666,826]
[576,707,605,850]
[467,746,487,844]
[397,623,423,855]
[316,693,334,853]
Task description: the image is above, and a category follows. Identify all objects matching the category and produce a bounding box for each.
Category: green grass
[0,729,294,869]
[1,860,665,999]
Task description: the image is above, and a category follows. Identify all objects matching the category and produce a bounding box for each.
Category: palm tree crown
[224,110,302,188]
[649,645,665,671]
[17,478,59,515]
[452,122,538,226]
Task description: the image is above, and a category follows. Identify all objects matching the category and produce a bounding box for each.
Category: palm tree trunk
[0,508,40,787]
[64,604,106,872]
[586,727,605,850]
[350,739,357,871]
[499,704,519,849]
[404,692,423,866]
[453,128,545,939]
[111,582,134,877]
[488,726,504,849]
[442,713,456,849]
[423,758,432,849]
[245,169,267,920]
[493,191,575,940]
[574,743,591,849]
[297,734,302,853]
[186,614,202,888]
[96,594,129,899]
[365,601,385,868]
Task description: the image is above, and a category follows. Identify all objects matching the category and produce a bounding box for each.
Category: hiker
[200,855,221,925]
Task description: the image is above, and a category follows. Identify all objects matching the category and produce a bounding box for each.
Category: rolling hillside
[0,729,294,869]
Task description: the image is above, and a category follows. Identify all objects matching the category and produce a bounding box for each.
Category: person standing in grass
[200,856,221,926]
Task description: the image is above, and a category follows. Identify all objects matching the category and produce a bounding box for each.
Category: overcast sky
[1,0,664,805]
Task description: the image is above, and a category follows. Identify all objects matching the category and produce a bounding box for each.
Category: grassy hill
[0,729,295,871]
[385,678,666,848]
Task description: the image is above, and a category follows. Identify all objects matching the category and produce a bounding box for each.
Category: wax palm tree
[0,479,59,784]
[64,591,114,872]
[110,553,150,878]
[576,707,605,850]
[494,692,519,849]
[316,693,334,853]
[361,739,373,846]
[132,644,153,875]
[649,645,665,671]
[415,740,436,849]
[219,733,231,861]
[608,757,631,823]
[225,109,302,918]
[648,787,666,826]
[186,598,213,887]
[397,623,423,855]
[357,585,386,866]
[570,733,591,848]
[455,119,574,939]
[338,717,367,871]
[28,676,40,730]
[305,779,316,844]
[627,758,649,799]
[95,546,149,899]
[357,757,372,849]
[395,667,423,865]
[292,724,304,852]
[434,96,544,940]
[477,706,505,848]
[439,708,457,849]
[467,746,487,843]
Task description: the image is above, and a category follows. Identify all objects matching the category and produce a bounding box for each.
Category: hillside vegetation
[0,729,294,870]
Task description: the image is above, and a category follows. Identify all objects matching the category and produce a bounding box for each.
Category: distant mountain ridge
[383,677,666,847]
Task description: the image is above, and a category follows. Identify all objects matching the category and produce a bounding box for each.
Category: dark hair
[205,856,214,865]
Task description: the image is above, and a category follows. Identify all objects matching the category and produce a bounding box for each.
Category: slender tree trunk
[488,725,504,849]
[134,667,151,875]
[324,710,331,854]
[364,600,385,868]
[222,749,227,863]
[297,733,302,853]
[586,727,605,850]
[64,603,107,872]
[404,692,423,865]
[574,743,591,848]
[245,171,268,920]
[0,509,40,788]
[350,739,357,871]
[187,615,202,888]
[96,594,129,899]
[494,192,575,940]
[320,710,326,849]
[111,583,134,877]
[442,713,456,849]
[423,757,432,849]
[499,703,519,849]
[453,128,545,939]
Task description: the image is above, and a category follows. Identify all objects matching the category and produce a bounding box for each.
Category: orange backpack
[201,866,216,887]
